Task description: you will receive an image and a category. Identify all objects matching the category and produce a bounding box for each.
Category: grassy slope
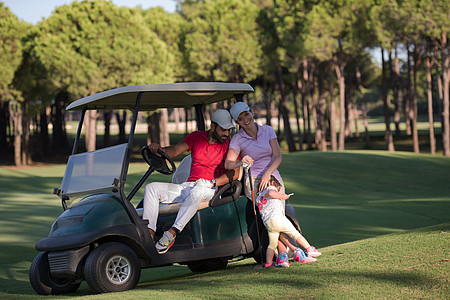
[281,151,450,247]
[0,151,449,298]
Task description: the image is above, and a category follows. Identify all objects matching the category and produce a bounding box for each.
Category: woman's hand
[259,172,271,191]
[242,155,254,166]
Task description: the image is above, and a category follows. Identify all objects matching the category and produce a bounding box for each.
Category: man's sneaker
[306,246,322,257]
[275,252,290,267]
[293,248,317,263]
[156,231,176,254]
[264,262,275,268]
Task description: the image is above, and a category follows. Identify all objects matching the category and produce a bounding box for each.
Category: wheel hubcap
[106,255,130,285]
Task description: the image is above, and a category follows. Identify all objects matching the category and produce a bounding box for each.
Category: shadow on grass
[134,261,440,298]
[0,245,39,295]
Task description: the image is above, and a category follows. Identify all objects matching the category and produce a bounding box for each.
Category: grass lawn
[0,151,449,299]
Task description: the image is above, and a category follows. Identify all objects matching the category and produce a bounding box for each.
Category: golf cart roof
[66,82,254,111]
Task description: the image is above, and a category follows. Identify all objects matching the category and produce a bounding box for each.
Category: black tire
[187,258,228,272]
[84,242,141,294]
[29,252,81,295]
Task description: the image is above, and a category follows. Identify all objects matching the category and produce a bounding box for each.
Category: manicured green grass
[0,151,449,298]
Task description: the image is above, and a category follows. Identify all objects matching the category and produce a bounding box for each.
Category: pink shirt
[183,130,229,182]
[229,124,282,182]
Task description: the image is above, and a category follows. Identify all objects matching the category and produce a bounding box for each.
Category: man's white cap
[211,109,235,129]
[230,101,250,121]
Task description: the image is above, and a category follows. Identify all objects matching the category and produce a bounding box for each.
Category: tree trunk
[317,68,327,151]
[116,111,127,144]
[393,48,401,136]
[311,81,319,149]
[85,110,98,152]
[426,56,436,155]
[381,48,395,152]
[442,32,450,156]
[185,108,189,134]
[103,110,112,147]
[405,49,413,136]
[303,58,312,149]
[147,111,161,145]
[329,64,338,151]
[293,76,303,151]
[344,72,352,138]
[39,110,49,157]
[345,97,352,138]
[21,101,32,165]
[275,64,296,152]
[0,101,7,149]
[9,101,22,166]
[333,55,346,151]
[52,91,68,153]
[263,77,272,126]
[411,47,420,153]
[352,95,359,138]
[160,108,170,147]
[277,105,282,137]
[435,65,444,132]
[356,65,370,147]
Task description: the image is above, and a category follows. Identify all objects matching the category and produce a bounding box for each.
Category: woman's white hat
[211,109,235,129]
[230,102,250,121]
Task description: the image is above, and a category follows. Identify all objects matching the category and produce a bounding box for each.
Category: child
[257,175,321,268]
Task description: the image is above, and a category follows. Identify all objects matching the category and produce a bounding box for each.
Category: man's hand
[148,143,162,154]
[195,178,213,188]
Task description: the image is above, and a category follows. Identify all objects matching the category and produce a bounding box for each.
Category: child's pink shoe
[275,252,290,267]
[264,262,275,268]
[306,246,322,257]
[293,248,317,263]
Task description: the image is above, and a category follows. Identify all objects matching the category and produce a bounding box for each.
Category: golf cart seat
[136,155,243,217]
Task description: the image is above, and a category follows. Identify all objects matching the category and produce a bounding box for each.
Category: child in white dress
[257,175,321,267]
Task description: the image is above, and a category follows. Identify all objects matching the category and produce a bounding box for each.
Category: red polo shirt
[183,130,229,182]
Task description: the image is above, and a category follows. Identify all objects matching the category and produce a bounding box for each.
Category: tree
[183,0,262,82]
[0,3,29,166]
[141,7,186,145]
[411,0,450,156]
[29,0,174,151]
[304,0,376,151]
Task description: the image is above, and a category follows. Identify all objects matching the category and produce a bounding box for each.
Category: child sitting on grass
[257,175,321,267]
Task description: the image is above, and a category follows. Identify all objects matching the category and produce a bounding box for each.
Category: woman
[225,101,300,267]
[224,101,284,197]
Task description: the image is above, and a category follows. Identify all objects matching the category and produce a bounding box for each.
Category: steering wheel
[141,146,176,175]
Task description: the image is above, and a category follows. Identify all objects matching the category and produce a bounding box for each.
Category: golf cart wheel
[29,252,81,295]
[84,242,141,294]
[187,258,228,272]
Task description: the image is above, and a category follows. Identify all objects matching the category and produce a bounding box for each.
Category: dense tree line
[0,0,449,166]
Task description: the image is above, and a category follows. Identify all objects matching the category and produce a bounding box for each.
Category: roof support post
[71,107,87,155]
[194,104,205,131]
[120,92,143,189]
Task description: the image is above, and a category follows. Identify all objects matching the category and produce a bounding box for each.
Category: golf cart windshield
[59,143,127,204]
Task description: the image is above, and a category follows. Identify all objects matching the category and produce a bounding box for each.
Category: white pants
[142,181,216,232]
[266,216,301,251]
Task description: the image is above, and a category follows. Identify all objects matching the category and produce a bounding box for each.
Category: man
[143,109,239,253]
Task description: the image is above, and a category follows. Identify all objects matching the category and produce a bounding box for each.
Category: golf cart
[29,82,301,295]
